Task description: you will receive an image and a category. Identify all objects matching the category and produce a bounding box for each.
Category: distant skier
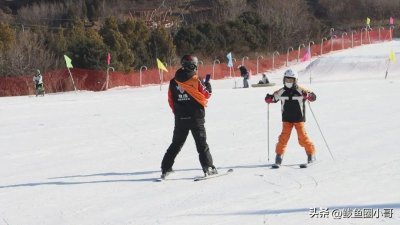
[265,69,317,166]
[258,74,270,84]
[239,65,249,88]
[160,55,217,179]
[33,69,45,96]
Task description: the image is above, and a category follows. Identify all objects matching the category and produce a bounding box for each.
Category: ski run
[1,41,400,225]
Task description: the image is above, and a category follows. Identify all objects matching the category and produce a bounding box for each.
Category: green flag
[64,55,73,69]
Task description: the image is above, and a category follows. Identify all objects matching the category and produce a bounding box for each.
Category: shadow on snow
[0,163,271,189]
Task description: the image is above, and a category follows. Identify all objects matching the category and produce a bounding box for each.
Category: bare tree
[0,30,61,77]
[319,0,400,24]
[17,0,88,27]
[255,0,316,51]
[0,9,13,23]
[211,0,248,23]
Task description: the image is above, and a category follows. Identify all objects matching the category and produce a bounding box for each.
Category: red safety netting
[0,29,394,97]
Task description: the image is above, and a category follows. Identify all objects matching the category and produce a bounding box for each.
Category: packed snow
[1,41,400,225]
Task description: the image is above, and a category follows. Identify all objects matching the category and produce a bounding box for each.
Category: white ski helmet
[283,69,298,79]
[283,69,298,87]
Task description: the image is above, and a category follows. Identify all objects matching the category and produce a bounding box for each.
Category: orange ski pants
[275,122,315,156]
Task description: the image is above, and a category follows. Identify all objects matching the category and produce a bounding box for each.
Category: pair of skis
[271,162,316,169]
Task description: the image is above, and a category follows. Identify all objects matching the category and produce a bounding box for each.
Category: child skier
[265,69,317,167]
[33,69,45,96]
[160,55,217,179]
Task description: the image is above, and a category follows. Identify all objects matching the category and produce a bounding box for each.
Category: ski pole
[267,103,270,162]
[385,59,391,79]
[307,101,335,160]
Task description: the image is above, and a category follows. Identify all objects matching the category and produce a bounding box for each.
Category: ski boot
[160,168,174,180]
[275,154,283,165]
[271,154,283,168]
[307,154,316,164]
[203,166,218,177]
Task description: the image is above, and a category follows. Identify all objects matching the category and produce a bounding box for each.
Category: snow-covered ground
[1,41,400,225]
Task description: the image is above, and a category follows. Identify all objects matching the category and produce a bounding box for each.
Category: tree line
[0,0,399,76]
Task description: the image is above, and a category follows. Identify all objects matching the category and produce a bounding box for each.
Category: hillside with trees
[0,0,399,76]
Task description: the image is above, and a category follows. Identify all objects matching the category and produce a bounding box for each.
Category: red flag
[390,17,394,25]
[107,52,111,65]
[301,47,311,62]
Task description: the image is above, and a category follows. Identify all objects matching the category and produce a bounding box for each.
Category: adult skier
[265,69,317,166]
[160,55,217,179]
[258,74,270,84]
[239,65,249,88]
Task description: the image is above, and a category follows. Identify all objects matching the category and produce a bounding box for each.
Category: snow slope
[1,41,400,225]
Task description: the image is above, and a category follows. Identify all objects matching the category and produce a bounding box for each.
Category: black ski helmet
[181,55,198,72]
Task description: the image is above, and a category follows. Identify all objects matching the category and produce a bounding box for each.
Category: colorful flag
[390,17,394,25]
[107,52,111,65]
[366,17,371,26]
[301,47,311,62]
[227,52,233,68]
[156,58,168,72]
[389,50,396,62]
[64,55,73,69]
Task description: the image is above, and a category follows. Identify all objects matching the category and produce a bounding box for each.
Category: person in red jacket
[265,69,317,166]
[160,55,217,179]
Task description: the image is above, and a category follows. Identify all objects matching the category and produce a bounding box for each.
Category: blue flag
[227,52,233,68]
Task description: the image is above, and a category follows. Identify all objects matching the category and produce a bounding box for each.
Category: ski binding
[194,168,233,181]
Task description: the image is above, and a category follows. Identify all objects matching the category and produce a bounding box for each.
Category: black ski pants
[161,120,214,172]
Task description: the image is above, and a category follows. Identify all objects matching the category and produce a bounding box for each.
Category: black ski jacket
[168,68,211,124]
[271,85,316,122]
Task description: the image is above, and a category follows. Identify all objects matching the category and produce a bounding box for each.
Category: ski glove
[265,94,274,103]
[303,92,316,102]
[205,82,212,93]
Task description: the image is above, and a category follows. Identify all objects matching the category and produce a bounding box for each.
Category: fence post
[341,32,348,49]
[320,37,327,55]
[272,51,279,70]
[286,47,293,66]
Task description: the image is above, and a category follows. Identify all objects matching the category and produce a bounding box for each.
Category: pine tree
[67,20,108,70]
[100,17,134,71]
[119,19,151,69]
[148,27,176,68]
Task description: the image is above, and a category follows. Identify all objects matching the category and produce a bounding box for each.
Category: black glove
[205,82,212,93]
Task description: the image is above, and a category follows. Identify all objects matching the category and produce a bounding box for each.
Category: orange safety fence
[0,29,394,97]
